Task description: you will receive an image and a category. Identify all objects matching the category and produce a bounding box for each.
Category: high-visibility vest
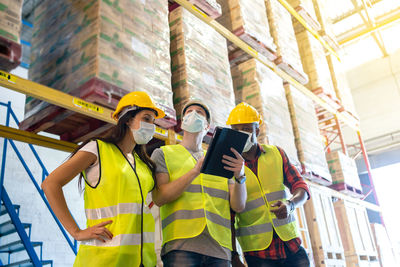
[236,144,299,252]
[160,144,232,250]
[74,140,156,267]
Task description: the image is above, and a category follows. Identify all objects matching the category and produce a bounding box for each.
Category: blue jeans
[245,246,310,267]
[162,250,231,267]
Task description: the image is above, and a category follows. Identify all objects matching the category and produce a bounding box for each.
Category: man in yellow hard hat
[151,99,247,266]
[227,102,310,267]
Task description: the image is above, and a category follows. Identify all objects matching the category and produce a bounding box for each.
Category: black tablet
[200,127,249,178]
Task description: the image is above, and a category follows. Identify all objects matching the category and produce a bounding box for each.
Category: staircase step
[0,240,42,253]
[2,259,31,267]
[0,221,31,236]
[0,204,20,216]
[3,259,53,267]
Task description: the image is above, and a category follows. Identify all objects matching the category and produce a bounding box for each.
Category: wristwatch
[287,199,295,214]
[235,174,246,184]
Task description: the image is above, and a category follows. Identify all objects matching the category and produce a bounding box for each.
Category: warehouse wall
[343,49,400,155]
[0,67,86,266]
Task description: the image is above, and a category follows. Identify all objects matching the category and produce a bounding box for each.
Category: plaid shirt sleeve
[276,147,310,199]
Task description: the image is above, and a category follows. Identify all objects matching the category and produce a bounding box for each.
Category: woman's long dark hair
[71,109,157,191]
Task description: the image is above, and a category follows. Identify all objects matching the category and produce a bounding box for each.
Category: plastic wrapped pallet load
[285,82,331,183]
[169,6,235,127]
[216,0,276,65]
[0,0,23,71]
[22,0,175,140]
[294,28,336,98]
[325,151,362,192]
[231,58,299,167]
[264,0,308,85]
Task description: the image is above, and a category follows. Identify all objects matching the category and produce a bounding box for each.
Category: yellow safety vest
[236,144,299,252]
[160,144,232,250]
[74,140,156,267]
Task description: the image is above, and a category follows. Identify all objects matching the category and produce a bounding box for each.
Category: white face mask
[241,131,255,152]
[131,121,156,145]
[181,111,207,133]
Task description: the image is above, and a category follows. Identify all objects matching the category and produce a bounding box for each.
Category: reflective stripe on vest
[82,232,155,247]
[185,184,230,200]
[85,203,151,220]
[74,140,156,267]
[160,144,232,250]
[242,190,287,213]
[236,145,299,252]
[161,209,231,230]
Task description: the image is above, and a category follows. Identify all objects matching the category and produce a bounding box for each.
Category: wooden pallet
[293,5,321,32]
[20,78,177,143]
[274,56,309,85]
[301,163,332,186]
[0,36,22,72]
[228,26,277,66]
[187,0,222,19]
[304,184,346,267]
[313,87,343,111]
[169,0,221,18]
[334,200,379,266]
[330,182,364,198]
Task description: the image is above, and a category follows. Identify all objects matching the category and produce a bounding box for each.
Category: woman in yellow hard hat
[42,91,165,267]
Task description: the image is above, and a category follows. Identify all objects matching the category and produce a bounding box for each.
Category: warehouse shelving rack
[0,0,381,211]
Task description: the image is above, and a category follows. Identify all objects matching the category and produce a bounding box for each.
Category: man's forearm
[289,188,308,209]
[229,182,247,213]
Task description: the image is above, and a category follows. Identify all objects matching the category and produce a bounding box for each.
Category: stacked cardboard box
[0,0,22,43]
[216,0,276,64]
[0,0,23,72]
[285,82,331,181]
[264,0,308,85]
[290,0,337,98]
[169,6,235,126]
[231,59,299,166]
[27,0,174,120]
[325,151,362,190]
[294,28,336,97]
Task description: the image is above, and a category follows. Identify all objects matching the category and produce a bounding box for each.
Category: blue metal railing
[0,101,78,255]
[2,188,42,266]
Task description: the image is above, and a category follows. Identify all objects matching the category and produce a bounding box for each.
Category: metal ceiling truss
[332,0,400,53]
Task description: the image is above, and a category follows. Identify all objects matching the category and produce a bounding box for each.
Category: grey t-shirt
[151,146,234,260]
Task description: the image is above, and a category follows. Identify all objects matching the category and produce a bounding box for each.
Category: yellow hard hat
[112,91,165,120]
[226,102,263,125]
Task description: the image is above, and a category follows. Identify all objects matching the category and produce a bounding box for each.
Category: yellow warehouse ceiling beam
[174,0,358,130]
[338,8,400,45]
[332,0,383,24]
